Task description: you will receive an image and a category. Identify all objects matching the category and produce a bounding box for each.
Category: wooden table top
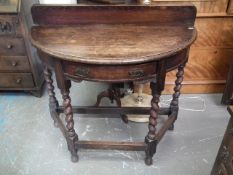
[31,25,196,65]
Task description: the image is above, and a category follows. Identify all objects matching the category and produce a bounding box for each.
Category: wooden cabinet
[222,60,233,104]
[211,106,233,175]
[139,0,233,94]
[0,0,43,97]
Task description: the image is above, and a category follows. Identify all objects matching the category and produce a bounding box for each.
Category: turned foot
[168,123,174,131]
[145,157,153,166]
[71,154,79,162]
[53,121,59,128]
[121,114,128,124]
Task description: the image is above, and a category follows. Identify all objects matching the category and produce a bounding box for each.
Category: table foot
[145,157,153,166]
[168,123,174,131]
[145,136,157,166]
[121,114,128,123]
[71,154,79,163]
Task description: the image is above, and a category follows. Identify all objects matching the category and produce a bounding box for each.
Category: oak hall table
[30,5,197,165]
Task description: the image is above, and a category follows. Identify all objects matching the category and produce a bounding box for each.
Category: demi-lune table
[30,4,197,165]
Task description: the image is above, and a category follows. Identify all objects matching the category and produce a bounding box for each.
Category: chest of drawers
[211,106,233,175]
[0,0,43,97]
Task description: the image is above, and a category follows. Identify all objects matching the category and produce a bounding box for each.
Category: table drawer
[0,37,26,56]
[0,56,30,72]
[0,15,20,35]
[0,73,34,88]
[63,62,157,82]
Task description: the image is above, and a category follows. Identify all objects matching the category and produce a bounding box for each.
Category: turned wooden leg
[61,81,79,162]
[145,82,160,165]
[169,63,185,131]
[44,67,59,127]
[144,60,166,165]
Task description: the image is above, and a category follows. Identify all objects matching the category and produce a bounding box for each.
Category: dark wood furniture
[211,106,233,175]
[222,60,233,105]
[30,5,197,165]
[0,0,43,97]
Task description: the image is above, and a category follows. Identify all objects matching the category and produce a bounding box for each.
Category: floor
[0,81,230,175]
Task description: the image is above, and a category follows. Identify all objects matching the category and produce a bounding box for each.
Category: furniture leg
[95,87,128,123]
[144,81,160,165]
[44,67,59,127]
[169,63,185,130]
[145,60,166,165]
[60,80,79,162]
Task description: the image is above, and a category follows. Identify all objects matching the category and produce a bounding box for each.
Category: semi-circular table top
[31,24,197,65]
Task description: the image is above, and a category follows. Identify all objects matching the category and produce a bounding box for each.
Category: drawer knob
[75,67,89,78]
[11,61,17,67]
[128,69,144,78]
[16,79,22,84]
[7,44,13,49]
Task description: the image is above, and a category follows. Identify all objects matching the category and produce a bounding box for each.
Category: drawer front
[0,73,34,88]
[0,37,26,56]
[63,62,157,82]
[0,56,30,72]
[0,15,20,35]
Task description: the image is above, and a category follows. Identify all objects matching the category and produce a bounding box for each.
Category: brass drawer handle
[11,61,17,67]
[128,69,144,78]
[75,67,89,77]
[16,79,22,84]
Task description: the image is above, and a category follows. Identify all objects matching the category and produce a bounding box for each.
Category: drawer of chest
[0,37,26,56]
[0,15,20,35]
[0,73,34,88]
[0,56,30,72]
[63,61,157,82]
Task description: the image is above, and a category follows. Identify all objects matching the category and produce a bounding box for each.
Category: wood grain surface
[31,25,196,64]
[141,16,233,94]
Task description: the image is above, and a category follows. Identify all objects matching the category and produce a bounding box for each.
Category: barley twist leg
[61,87,79,162]
[44,67,59,127]
[169,63,185,130]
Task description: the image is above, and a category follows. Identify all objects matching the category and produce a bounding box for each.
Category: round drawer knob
[16,79,22,84]
[7,44,13,49]
[11,61,17,67]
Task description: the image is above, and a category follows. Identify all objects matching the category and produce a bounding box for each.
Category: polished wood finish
[142,16,233,94]
[0,0,44,96]
[222,60,233,105]
[211,106,233,175]
[31,4,196,165]
[31,5,196,26]
[152,0,229,16]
